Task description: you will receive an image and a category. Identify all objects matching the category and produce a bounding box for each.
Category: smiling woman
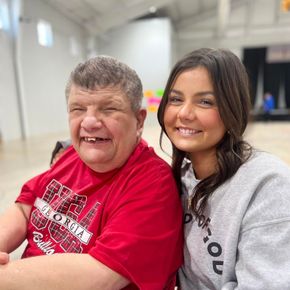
[163,67,226,179]
[158,48,290,290]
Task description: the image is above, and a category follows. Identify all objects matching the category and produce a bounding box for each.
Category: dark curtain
[263,63,282,109]
[243,48,266,106]
[243,47,290,110]
[285,63,290,108]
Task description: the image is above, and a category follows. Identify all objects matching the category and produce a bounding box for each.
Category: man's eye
[70,107,84,112]
[104,107,118,112]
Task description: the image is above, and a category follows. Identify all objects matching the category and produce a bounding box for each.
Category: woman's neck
[189,151,218,180]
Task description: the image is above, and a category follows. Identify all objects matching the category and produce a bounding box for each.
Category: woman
[157,48,290,289]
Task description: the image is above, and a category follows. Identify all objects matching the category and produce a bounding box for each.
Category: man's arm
[0,203,31,262]
[50,140,71,166]
[0,253,129,290]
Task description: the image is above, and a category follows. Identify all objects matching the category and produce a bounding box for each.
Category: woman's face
[164,67,226,162]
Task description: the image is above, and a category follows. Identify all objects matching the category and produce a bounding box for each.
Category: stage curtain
[243,48,266,106]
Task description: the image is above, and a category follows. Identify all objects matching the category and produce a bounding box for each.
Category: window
[0,0,9,31]
[37,19,53,47]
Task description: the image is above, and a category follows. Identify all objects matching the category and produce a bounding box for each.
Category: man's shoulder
[128,139,171,172]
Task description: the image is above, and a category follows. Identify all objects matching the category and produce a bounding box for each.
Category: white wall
[98,18,172,90]
[18,0,87,138]
[0,0,88,141]
[97,18,173,126]
[0,31,22,141]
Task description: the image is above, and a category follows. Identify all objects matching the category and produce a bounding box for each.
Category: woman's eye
[200,99,214,106]
[168,96,182,104]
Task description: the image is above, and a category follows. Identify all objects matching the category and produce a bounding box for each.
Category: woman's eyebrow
[169,89,183,95]
[169,89,215,97]
[195,91,215,97]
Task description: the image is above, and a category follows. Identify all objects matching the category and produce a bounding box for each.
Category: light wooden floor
[1,121,290,259]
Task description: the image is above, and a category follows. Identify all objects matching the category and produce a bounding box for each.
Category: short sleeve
[16,171,49,205]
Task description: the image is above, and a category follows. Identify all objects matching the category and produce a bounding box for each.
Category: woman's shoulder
[239,150,290,230]
[227,149,290,204]
[242,149,290,176]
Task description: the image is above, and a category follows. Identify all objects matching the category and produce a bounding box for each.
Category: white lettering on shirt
[34,197,92,244]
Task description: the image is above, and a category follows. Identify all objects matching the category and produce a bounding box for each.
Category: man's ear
[136,109,147,137]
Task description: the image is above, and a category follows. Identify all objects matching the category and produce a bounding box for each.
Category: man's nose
[81,114,102,131]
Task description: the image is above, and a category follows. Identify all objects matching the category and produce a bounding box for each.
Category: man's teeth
[86,137,97,142]
[84,137,108,142]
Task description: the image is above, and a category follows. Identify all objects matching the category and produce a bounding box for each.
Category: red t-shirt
[16,139,183,289]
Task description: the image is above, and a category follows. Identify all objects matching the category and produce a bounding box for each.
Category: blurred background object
[1,0,290,142]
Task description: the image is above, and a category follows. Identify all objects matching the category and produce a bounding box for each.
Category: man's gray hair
[65,56,143,112]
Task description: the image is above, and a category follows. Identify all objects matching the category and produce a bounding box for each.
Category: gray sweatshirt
[179,150,290,290]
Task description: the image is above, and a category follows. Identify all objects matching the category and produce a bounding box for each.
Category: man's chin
[79,154,109,170]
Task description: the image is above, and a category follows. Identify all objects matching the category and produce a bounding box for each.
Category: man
[0,56,183,289]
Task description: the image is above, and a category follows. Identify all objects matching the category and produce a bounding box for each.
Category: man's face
[68,84,146,172]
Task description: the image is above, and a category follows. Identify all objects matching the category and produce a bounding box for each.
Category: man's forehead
[68,84,128,104]
[70,84,123,94]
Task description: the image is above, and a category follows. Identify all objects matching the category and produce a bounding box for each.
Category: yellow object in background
[144,89,164,113]
[147,105,158,113]
[144,90,154,98]
[282,0,290,11]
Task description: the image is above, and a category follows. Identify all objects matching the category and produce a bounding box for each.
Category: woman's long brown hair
[158,48,252,216]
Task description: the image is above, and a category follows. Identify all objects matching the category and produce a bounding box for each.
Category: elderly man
[0,56,183,289]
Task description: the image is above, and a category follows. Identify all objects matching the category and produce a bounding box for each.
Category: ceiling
[41,0,232,36]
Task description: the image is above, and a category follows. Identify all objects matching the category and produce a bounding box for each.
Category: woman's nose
[177,103,195,121]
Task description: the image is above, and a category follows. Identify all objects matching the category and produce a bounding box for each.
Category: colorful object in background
[282,0,290,11]
[144,89,164,112]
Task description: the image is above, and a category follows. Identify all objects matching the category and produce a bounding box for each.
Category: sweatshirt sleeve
[231,155,290,289]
